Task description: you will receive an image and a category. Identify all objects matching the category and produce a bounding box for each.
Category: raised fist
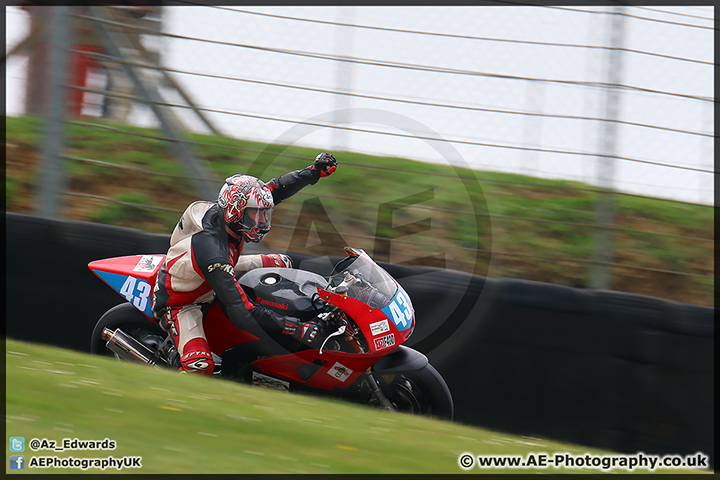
[310,153,337,178]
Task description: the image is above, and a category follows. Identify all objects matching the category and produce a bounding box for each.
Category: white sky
[5,5,714,204]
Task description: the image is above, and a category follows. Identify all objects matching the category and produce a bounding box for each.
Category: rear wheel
[376,363,454,420]
[90,303,166,361]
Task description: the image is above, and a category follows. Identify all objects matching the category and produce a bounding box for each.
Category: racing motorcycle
[88,247,454,420]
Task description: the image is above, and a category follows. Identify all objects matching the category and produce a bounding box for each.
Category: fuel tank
[238,267,329,320]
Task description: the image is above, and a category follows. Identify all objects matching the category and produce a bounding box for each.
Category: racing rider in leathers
[151,153,338,375]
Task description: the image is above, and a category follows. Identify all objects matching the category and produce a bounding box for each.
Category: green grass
[4,116,713,305]
[5,339,712,475]
[90,192,159,225]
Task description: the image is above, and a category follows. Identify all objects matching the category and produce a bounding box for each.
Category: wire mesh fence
[4,4,714,305]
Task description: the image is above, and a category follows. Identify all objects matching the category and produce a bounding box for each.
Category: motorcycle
[88,246,453,419]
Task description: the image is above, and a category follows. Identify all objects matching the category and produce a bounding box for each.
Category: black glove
[282,318,325,347]
[308,153,337,178]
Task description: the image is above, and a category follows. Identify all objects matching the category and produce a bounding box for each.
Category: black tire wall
[5,213,713,467]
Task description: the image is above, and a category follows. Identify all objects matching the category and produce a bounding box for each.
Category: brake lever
[319,325,346,355]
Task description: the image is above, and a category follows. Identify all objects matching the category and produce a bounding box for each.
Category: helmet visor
[241,207,273,231]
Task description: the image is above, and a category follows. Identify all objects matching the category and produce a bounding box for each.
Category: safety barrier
[5,213,713,467]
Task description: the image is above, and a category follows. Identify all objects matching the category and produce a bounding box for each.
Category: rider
[151,153,338,375]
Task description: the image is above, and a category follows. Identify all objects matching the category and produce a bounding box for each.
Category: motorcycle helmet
[217,174,274,242]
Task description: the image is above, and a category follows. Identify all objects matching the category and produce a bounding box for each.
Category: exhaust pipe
[102,328,164,367]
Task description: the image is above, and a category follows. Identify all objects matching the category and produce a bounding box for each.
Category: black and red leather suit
[151,163,331,374]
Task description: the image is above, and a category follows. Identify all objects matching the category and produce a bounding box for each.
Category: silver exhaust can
[102,327,161,366]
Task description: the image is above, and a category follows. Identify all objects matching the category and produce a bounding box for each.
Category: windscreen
[328,252,398,310]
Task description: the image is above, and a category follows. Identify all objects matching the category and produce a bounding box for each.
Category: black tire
[376,363,454,420]
[90,303,166,360]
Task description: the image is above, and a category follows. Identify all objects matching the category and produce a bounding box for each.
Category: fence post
[36,6,71,218]
[85,5,219,201]
[332,6,355,152]
[590,5,626,290]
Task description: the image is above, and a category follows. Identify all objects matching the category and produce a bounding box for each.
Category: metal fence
[4,4,714,302]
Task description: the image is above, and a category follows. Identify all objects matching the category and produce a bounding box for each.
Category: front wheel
[376,363,454,420]
[90,303,166,361]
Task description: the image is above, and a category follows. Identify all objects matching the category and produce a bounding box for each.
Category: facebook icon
[10,455,25,470]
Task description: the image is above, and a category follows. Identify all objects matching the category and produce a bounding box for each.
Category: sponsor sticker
[369,319,391,336]
[327,362,353,382]
[133,255,163,273]
[374,334,396,351]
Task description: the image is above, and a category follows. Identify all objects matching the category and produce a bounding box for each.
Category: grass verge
[5,338,712,475]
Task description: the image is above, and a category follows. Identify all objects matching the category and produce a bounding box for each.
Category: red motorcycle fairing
[203,289,402,389]
[89,255,262,353]
[88,255,166,320]
[200,302,392,389]
[88,249,413,392]
[317,287,411,353]
[252,349,387,390]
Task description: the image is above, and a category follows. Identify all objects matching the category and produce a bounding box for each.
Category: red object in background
[67,45,103,117]
[22,6,104,117]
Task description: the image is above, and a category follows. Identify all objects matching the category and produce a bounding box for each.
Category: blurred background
[4,5,715,464]
[4,3,714,305]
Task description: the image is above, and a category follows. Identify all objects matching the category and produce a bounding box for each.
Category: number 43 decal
[120,276,152,312]
[383,289,413,332]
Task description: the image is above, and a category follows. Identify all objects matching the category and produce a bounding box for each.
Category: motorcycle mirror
[319,325,346,355]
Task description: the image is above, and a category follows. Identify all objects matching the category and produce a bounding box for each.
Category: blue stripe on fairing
[381,287,414,332]
[94,270,154,318]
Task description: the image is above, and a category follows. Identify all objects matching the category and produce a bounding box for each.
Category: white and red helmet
[217,175,274,242]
